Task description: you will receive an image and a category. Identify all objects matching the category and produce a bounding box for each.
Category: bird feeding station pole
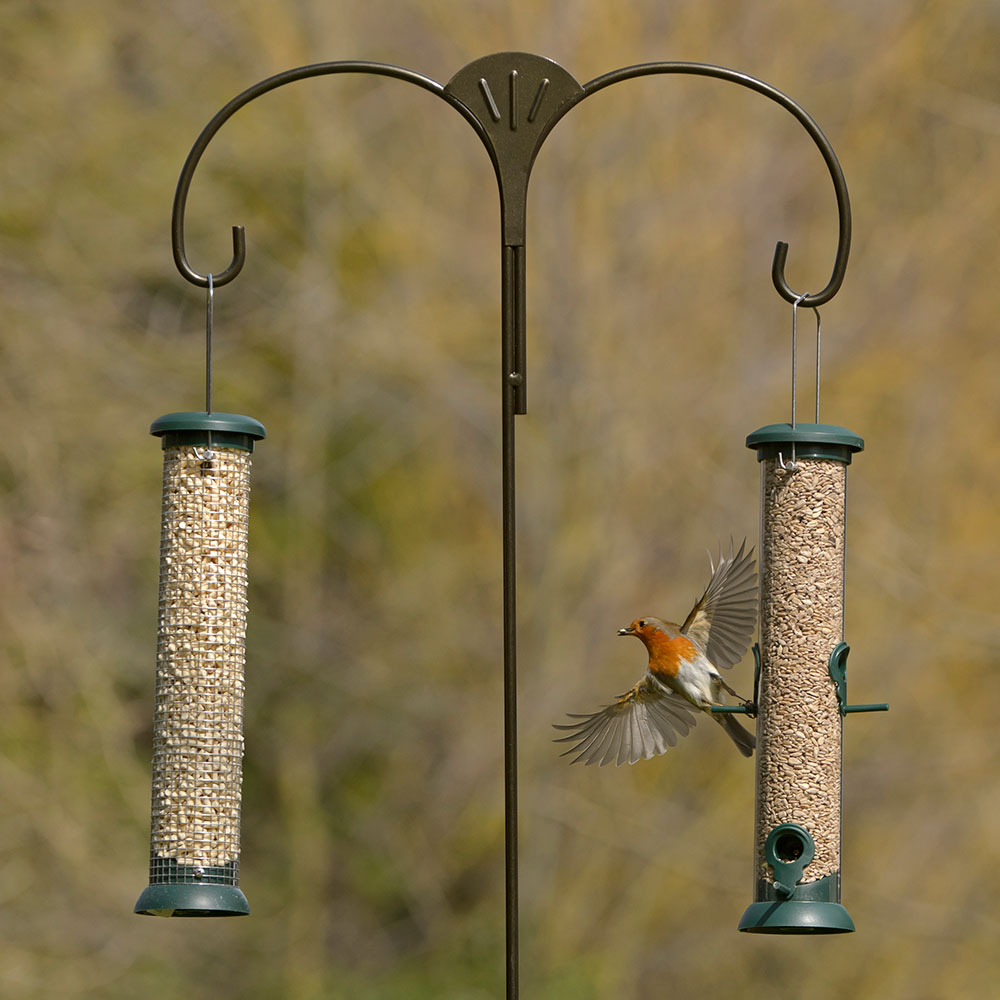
[134,52,876,992]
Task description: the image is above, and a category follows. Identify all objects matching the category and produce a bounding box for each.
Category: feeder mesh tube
[147,445,250,883]
[754,457,845,886]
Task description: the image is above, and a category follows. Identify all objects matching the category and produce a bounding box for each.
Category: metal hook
[768,97,851,309]
[205,273,214,415]
[170,61,446,288]
[790,292,809,430]
[777,451,798,473]
[582,62,852,309]
[782,292,809,471]
[765,107,851,307]
[791,291,823,430]
[813,303,822,425]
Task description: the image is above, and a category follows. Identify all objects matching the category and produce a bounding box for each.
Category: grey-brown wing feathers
[680,538,757,670]
[553,677,698,766]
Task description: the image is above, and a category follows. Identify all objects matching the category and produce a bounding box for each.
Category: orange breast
[645,633,699,679]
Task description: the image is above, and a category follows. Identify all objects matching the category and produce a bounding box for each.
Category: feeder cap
[150,411,266,452]
[746,423,863,464]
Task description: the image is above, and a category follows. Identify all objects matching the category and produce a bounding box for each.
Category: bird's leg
[717,675,742,699]
[716,675,757,716]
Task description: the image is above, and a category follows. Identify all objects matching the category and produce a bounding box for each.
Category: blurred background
[2,1,998,996]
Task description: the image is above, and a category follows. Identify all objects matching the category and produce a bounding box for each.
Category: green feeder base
[739,899,855,934]
[134,882,250,918]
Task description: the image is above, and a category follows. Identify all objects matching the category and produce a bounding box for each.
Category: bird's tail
[715,712,756,757]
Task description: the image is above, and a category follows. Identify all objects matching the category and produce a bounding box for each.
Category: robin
[554,539,757,765]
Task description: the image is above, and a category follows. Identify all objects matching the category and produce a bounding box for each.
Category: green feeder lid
[746,423,863,464]
[150,411,266,452]
[134,882,250,918]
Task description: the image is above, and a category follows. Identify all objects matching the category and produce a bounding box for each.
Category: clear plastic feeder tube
[740,423,862,934]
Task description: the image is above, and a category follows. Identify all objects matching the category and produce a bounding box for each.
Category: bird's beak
[617,626,635,637]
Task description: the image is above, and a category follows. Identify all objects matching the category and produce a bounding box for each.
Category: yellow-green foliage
[2,1,1000,997]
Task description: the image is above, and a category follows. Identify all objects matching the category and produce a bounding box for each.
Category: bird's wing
[553,676,698,766]
[680,538,757,670]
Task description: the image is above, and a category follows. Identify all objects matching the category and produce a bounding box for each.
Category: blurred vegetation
[2,0,1000,996]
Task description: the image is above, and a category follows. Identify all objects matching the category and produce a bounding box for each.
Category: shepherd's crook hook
[171,61,448,288]
[172,58,850,307]
[580,61,851,307]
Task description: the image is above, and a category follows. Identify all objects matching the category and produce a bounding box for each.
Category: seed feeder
[730,306,887,934]
[135,51,883,990]
[135,278,265,917]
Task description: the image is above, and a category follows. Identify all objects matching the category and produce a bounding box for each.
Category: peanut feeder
[135,411,265,918]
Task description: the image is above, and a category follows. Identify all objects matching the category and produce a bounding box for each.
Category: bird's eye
[638,619,646,629]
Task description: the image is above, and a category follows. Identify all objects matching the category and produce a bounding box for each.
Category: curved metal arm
[174,56,850,306]
[580,62,851,307]
[171,61,447,288]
